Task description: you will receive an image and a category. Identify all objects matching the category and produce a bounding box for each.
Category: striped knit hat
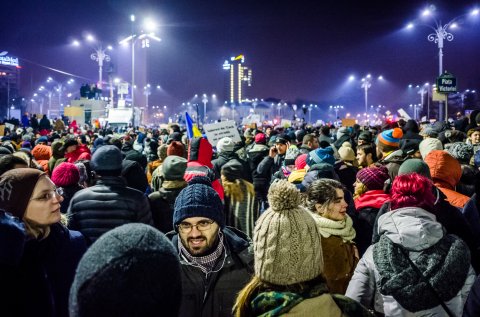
[376,128,403,148]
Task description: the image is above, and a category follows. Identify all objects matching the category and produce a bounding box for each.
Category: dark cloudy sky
[2,0,480,116]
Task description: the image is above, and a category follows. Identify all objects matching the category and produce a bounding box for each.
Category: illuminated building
[222,54,252,105]
[0,51,21,118]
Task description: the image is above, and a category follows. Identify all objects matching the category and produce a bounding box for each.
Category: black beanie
[69,223,182,317]
[173,176,224,231]
[221,160,244,182]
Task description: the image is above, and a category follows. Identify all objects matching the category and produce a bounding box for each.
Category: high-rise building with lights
[222,54,252,105]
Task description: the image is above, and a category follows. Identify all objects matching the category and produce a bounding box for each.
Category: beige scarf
[312,214,356,242]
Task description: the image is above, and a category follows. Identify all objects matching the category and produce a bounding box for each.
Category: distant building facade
[223,54,252,105]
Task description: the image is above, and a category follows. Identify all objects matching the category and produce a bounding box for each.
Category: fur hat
[0,168,46,219]
[254,180,323,285]
[216,137,235,153]
[447,142,474,164]
[162,155,187,181]
[376,128,403,148]
[398,159,431,179]
[356,166,390,190]
[69,223,182,317]
[338,142,355,162]
[157,144,168,162]
[284,145,300,165]
[91,145,123,172]
[173,176,224,230]
[419,138,443,160]
[51,162,80,187]
[167,141,185,157]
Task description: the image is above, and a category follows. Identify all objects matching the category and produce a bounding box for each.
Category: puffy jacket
[346,207,476,316]
[424,150,469,208]
[67,176,153,245]
[212,151,251,182]
[247,143,269,187]
[148,182,186,233]
[121,143,147,170]
[167,227,254,317]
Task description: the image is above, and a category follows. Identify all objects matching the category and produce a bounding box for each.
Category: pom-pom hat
[51,162,80,187]
[377,128,403,147]
[253,180,323,285]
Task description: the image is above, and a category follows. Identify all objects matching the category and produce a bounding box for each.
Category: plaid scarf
[179,231,225,275]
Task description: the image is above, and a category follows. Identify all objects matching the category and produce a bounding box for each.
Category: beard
[181,228,219,256]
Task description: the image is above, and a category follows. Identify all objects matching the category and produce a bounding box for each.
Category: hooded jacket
[32,144,52,173]
[346,207,475,316]
[424,150,469,208]
[65,144,92,164]
[184,137,224,200]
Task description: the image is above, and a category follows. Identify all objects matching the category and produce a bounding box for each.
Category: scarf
[250,282,329,316]
[178,231,225,275]
[314,215,356,242]
[354,190,390,210]
[373,234,470,312]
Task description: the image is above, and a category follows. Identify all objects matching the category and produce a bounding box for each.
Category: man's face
[179,217,219,256]
[275,143,288,155]
[356,149,370,167]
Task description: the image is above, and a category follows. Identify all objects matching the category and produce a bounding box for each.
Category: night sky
[2,0,480,118]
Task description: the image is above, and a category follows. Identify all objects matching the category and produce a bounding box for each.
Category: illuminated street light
[119,15,161,109]
[360,74,383,119]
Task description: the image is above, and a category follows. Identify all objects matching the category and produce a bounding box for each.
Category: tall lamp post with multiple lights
[406,6,479,120]
[119,16,161,108]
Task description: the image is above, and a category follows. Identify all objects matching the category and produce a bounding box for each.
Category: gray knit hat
[398,159,432,179]
[162,155,187,181]
[69,223,182,317]
[254,180,323,285]
[447,142,473,164]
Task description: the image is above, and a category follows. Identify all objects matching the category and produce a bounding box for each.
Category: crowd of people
[1,112,480,316]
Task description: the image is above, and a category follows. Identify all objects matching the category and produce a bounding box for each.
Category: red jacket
[65,144,92,163]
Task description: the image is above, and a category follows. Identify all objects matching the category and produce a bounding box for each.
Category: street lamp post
[90,46,111,90]
[407,6,479,120]
[202,94,208,126]
[119,15,161,108]
[361,75,372,116]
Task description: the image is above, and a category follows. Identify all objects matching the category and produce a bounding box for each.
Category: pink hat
[295,154,308,170]
[51,162,80,187]
[254,133,266,144]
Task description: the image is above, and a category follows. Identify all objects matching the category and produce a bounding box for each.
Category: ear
[315,203,324,215]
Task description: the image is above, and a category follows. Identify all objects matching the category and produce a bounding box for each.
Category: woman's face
[470,131,480,145]
[316,188,348,221]
[24,176,63,226]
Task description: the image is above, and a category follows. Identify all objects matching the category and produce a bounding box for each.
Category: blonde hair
[23,214,68,240]
[222,178,255,203]
[353,181,368,200]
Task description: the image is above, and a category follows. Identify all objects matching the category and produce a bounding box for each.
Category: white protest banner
[203,120,241,147]
[5,123,14,132]
[280,119,291,128]
[397,108,411,120]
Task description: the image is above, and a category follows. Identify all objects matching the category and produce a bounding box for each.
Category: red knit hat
[295,154,308,170]
[255,133,266,144]
[51,162,80,187]
[167,141,185,157]
[356,166,390,190]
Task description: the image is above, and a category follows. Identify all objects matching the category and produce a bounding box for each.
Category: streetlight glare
[72,40,80,46]
[131,14,135,22]
[107,45,113,50]
[86,34,95,42]
[378,75,383,80]
[366,74,371,78]
[471,8,479,16]
[421,8,431,17]
[348,75,355,81]
[143,18,157,31]
[450,23,458,29]
[406,22,414,29]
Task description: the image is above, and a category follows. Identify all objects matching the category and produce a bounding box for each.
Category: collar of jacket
[95,176,127,186]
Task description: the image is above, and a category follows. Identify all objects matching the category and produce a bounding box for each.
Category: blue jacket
[0,220,86,317]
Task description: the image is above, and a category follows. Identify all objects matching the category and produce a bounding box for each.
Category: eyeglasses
[177,220,214,233]
[30,187,64,201]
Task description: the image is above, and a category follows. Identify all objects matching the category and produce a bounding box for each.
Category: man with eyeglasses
[167,176,253,317]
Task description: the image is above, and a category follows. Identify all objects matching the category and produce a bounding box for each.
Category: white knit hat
[419,138,443,160]
[254,180,323,285]
[216,137,234,153]
[338,142,355,162]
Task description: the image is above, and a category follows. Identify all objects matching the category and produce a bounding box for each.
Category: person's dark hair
[320,125,330,136]
[357,143,378,162]
[0,155,28,176]
[302,134,315,145]
[95,169,122,177]
[108,137,122,150]
[390,173,435,212]
[306,178,345,212]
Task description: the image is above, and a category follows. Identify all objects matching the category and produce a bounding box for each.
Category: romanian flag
[185,112,202,139]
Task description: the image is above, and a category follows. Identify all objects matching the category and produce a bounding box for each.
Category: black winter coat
[67,176,153,245]
[167,227,254,317]
[0,222,86,317]
[212,151,252,182]
[148,184,186,233]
